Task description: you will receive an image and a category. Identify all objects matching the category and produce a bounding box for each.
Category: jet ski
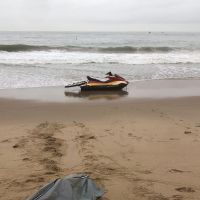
[65,72,128,91]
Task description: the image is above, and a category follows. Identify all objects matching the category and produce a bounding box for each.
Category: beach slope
[0,91,200,200]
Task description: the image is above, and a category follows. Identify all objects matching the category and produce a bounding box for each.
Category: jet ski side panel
[80,83,128,91]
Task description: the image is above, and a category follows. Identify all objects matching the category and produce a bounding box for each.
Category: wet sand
[0,79,199,102]
[0,80,200,200]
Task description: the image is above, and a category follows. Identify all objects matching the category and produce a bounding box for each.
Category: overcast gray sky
[0,0,199,31]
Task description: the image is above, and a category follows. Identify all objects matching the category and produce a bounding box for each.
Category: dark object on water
[65,72,128,91]
[26,174,104,200]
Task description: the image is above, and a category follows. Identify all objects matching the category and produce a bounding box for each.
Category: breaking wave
[0,49,200,65]
[0,44,176,53]
[0,44,56,52]
[101,46,174,53]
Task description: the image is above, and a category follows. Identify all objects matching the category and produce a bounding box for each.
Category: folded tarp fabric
[26,174,104,200]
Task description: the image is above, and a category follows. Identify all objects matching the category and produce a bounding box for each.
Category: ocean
[0,31,200,89]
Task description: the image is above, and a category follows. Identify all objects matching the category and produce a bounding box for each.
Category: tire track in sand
[2,122,66,200]
[72,121,169,200]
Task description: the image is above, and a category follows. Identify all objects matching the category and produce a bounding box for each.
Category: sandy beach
[0,80,200,200]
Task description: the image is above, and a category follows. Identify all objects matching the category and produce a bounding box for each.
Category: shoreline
[0,79,200,200]
[0,79,199,103]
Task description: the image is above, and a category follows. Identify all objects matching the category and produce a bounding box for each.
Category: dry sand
[0,81,200,200]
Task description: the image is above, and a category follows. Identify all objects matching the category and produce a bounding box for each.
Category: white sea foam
[0,61,200,89]
[0,50,200,65]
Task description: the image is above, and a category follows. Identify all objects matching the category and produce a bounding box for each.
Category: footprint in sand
[169,138,180,141]
[128,134,142,141]
[104,129,115,136]
[169,169,190,173]
[79,134,96,140]
[12,138,28,149]
[25,177,45,183]
[184,131,192,134]
[136,169,152,174]
[195,123,200,127]
[175,187,195,193]
[1,139,11,143]
[128,133,133,137]
[22,157,31,161]
[171,194,184,200]
[73,121,85,128]
[13,144,20,148]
